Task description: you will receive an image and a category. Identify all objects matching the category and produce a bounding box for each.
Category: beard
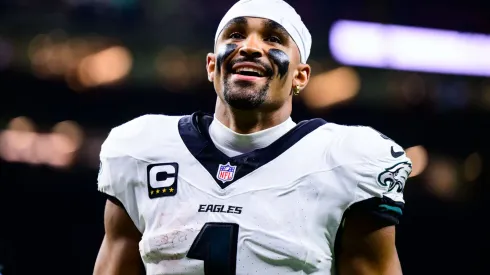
[223,77,270,110]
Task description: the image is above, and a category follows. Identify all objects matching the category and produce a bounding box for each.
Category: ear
[293,63,311,90]
[206,53,216,82]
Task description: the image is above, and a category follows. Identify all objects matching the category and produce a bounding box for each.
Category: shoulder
[337,126,412,223]
[344,125,402,162]
[319,123,412,195]
[319,123,410,167]
[100,114,184,159]
[97,114,185,217]
[337,125,412,198]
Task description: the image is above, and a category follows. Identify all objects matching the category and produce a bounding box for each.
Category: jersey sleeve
[344,126,412,226]
[97,117,149,233]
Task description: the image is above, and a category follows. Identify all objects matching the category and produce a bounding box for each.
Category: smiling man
[93,0,412,274]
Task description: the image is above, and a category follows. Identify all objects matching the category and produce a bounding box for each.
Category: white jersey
[97,112,412,275]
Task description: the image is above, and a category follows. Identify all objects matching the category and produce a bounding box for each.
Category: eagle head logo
[377,161,412,193]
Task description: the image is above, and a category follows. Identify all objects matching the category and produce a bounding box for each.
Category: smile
[231,62,268,78]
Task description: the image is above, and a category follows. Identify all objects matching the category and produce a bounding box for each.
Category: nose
[239,34,263,59]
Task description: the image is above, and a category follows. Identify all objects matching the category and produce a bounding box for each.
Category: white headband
[215,0,312,63]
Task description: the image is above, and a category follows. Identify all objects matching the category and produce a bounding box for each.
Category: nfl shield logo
[216,162,237,183]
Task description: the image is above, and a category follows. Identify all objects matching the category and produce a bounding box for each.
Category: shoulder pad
[100,114,180,159]
[340,125,408,165]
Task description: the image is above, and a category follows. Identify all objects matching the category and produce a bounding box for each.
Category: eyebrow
[262,19,290,38]
[223,16,248,30]
[221,17,291,43]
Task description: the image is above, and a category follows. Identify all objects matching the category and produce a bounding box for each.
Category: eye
[229,32,245,39]
[265,36,282,44]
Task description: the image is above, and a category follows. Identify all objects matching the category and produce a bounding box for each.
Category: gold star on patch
[162,188,167,193]
[169,187,174,192]
[156,189,160,194]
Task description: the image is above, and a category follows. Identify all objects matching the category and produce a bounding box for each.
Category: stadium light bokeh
[77,46,132,88]
[0,117,84,168]
[303,66,360,109]
[330,20,490,77]
[464,152,482,182]
[405,145,428,178]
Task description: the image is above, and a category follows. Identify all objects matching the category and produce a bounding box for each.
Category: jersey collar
[178,112,326,189]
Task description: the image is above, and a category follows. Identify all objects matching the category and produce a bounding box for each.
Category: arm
[95,117,150,274]
[94,199,143,275]
[334,126,411,275]
[337,211,402,275]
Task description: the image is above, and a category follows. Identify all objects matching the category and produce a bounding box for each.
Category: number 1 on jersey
[187,222,239,275]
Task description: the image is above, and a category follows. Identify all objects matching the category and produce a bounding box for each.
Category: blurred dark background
[0,0,487,274]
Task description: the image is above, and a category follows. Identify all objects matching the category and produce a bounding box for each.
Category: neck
[214,98,293,134]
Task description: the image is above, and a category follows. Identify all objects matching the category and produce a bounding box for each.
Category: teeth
[235,67,264,76]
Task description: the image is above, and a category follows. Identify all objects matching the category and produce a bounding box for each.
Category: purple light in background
[329,20,490,77]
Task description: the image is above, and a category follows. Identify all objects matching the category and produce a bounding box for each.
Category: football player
[94,0,412,274]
